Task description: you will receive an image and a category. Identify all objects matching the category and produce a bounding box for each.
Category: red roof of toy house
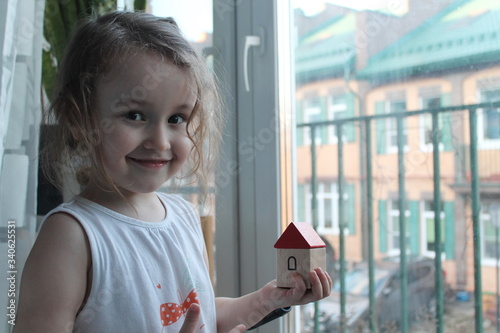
[274,222,326,249]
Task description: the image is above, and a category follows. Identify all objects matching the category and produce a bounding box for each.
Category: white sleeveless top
[42,193,216,332]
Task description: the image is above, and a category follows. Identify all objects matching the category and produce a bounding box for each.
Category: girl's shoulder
[16,211,90,332]
[39,211,91,259]
[157,192,197,213]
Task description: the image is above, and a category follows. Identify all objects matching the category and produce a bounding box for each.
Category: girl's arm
[13,213,90,333]
[215,268,332,332]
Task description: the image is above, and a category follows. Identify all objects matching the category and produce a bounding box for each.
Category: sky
[150,0,408,41]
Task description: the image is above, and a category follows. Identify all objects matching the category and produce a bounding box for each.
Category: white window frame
[214,2,286,332]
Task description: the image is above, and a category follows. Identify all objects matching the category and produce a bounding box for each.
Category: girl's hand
[260,268,332,309]
[180,304,246,333]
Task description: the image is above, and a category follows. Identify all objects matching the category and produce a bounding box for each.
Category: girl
[14,11,331,333]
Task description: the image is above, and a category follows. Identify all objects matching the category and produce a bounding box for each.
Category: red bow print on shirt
[160,289,199,327]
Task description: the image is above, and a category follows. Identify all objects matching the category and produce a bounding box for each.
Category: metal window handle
[243,35,261,92]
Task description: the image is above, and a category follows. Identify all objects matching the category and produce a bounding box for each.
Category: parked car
[302,256,450,332]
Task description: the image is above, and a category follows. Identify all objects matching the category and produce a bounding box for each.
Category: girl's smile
[127,157,171,169]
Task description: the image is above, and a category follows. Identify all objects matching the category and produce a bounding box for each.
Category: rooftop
[358,0,500,81]
[274,222,326,249]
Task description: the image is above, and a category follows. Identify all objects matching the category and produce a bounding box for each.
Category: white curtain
[0,0,45,331]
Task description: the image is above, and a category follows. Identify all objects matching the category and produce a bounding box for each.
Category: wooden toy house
[274,222,326,288]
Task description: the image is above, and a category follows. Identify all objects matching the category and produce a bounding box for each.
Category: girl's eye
[125,111,145,121]
[168,114,186,124]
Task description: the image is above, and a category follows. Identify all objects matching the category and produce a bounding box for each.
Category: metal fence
[297,101,500,333]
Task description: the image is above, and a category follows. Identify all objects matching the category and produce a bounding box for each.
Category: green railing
[297,102,500,333]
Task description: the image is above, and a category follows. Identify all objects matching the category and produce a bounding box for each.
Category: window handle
[243,35,261,92]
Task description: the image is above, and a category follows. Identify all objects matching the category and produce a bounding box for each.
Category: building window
[419,96,445,151]
[482,201,500,265]
[328,95,347,143]
[388,199,410,254]
[303,98,323,145]
[386,101,407,153]
[420,200,445,257]
[304,182,342,234]
[479,89,500,148]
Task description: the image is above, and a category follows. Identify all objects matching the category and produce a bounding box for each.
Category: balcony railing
[297,102,500,333]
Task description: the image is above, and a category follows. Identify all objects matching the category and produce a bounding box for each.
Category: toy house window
[288,256,297,270]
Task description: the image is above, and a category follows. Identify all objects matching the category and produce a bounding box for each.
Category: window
[291,0,500,331]
[386,101,408,153]
[419,96,445,151]
[388,199,411,254]
[304,98,325,145]
[303,98,323,145]
[420,200,445,257]
[328,94,347,143]
[479,89,500,148]
[304,182,341,234]
[376,100,408,154]
[481,201,500,265]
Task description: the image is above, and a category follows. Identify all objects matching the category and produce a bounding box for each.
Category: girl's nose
[143,125,171,151]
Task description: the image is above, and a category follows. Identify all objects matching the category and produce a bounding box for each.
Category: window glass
[292,1,500,331]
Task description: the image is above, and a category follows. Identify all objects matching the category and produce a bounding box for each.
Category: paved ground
[411,300,497,333]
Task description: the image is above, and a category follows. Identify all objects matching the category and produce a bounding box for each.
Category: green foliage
[42,0,116,99]
[134,0,146,11]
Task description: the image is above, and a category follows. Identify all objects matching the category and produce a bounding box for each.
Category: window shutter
[379,200,388,253]
[345,183,356,234]
[344,93,356,142]
[375,101,386,154]
[409,201,420,255]
[296,99,304,146]
[444,201,455,259]
[440,93,453,151]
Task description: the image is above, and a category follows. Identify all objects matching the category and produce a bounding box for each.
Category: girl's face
[93,54,196,195]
